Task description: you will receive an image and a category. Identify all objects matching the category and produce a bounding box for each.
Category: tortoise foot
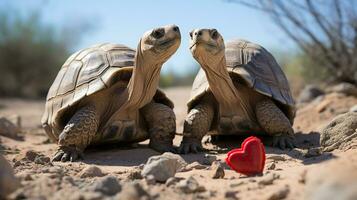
[52,146,84,162]
[178,137,204,154]
[272,135,296,150]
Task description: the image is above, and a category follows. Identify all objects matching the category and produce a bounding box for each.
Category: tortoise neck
[202,57,239,110]
[123,55,161,113]
[201,57,251,118]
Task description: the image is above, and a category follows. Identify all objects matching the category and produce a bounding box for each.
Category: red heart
[225,136,266,175]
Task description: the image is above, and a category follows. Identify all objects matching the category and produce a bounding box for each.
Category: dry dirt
[1,87,357,200]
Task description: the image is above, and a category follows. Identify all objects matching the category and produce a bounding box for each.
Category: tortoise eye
[211,29,218,39]
[152,28,165,39]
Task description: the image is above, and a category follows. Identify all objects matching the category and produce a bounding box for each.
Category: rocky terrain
[1,85,357,200]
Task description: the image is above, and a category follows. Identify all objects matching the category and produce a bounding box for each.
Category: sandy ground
[1,87,357,200]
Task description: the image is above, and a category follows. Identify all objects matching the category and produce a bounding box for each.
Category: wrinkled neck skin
[116,47,162,120]
[199,56,251,118]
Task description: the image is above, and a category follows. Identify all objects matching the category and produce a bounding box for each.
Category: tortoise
[178,28,296,154]
[41,25,181,162]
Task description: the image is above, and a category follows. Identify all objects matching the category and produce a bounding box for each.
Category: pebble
[0,155,20,199]
[267,185,290,200]
[34,156,51,165]
[266,162,276,170]
[225,190,239,200]
[266,155,286,161]
[141,152,187,182]
[88,175,121,196]
[25,150,39,161]
[165,177,182,187]
[210,161,225,179]
[258,173,280,186]
[115,182,149,200]
[183,161,207,171]
[126,169,143,180]
[79,166,106,178]
[203,154,217,165]
[176,176,205,193]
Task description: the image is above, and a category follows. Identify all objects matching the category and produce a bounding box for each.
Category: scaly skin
[141,102,176,153]
[255,99,295,149]
[52,104,99,162]
[179,99,215,154]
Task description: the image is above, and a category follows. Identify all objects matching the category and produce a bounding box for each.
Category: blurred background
[0,0,356,98]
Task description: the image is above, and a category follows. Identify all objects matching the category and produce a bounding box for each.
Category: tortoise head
[139,24,181,64]
[189,28,225,67]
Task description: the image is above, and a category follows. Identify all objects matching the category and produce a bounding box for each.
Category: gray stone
[210,161,225,179]
[297,85,325,103]
[0,117,20,139]
[89,175,121,196]
[320,112,357,151]
[141,152,187,182]
[176,176,205,193]
[0,155,20,199]
[79,166,106,178]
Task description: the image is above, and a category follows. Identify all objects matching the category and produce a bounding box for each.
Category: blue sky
[3,0,294,75]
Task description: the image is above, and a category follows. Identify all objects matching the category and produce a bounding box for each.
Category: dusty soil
[1,87,357,200]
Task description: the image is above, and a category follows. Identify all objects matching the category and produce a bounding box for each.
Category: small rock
[210,161,225,179]
[0,117,20,139]
[320,112,357,152]
[297,85,324,103]
[165,177,182,187]
[225,190,239,200]
[145,174,156,185]
[141,152,187,182]
[34,155,51,165]
[25,150,39,161]
[229,181,244,188]
[258,173,279,186]
[79,166,106,178]
[183,161,207,171]
[126,169,142,180]
[176,176,205,193]
[267,185,290,200]
[115,182,149,200]
[16,171,33,181]
[303,148,322,158]
[88,175,121,196]
[266,162,276,170]
[0,154,20,199]
[266,155,286,161]
[203,154,217,165]
[350,105,357,112]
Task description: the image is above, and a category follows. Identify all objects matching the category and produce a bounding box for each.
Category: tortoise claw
[178,138,204,154]
[272,135,295,150]
[52,146,83,162]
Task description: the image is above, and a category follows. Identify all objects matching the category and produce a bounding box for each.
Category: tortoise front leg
[178,100,215,154]
[255,99,295,149]
[141,102,176,153]
[52,104,99,162]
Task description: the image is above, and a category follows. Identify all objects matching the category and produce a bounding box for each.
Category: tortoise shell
[41,43,173,140]
[188,39,295,124]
